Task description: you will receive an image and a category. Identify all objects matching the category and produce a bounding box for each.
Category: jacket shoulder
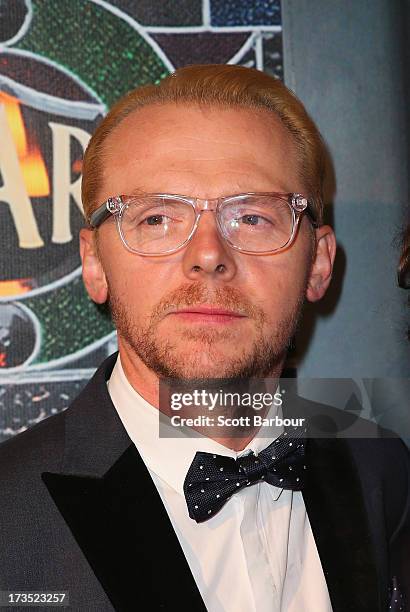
[298,394,410,542]
[0,409,65,485]
[0,353,119,484]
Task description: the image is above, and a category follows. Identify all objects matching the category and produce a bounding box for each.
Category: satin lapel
[42,443,207,612]
[302,436,382,612]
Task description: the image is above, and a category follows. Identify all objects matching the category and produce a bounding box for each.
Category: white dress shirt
[108,355,333,612]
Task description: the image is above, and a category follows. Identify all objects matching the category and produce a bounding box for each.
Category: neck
[118,340,285,452]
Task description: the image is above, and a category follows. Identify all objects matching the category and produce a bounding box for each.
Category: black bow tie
[183,426,307,523]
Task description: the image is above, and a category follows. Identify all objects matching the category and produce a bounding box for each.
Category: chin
[172,349,239,378]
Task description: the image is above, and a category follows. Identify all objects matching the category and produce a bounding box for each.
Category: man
[0,65,408,612]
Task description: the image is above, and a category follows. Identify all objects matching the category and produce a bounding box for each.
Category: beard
[107,280,306,381]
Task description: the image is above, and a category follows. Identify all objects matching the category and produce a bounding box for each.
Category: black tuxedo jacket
[0,353,409,612]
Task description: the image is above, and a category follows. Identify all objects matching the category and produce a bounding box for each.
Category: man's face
[81,103,333,380]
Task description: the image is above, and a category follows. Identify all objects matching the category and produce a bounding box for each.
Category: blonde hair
[82,64,326,224]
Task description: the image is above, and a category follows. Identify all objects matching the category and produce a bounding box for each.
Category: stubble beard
[107,280,306,382]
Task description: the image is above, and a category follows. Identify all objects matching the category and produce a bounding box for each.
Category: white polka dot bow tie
[183,426,307,523]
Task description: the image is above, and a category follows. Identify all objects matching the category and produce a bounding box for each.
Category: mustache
[149,281,266,324]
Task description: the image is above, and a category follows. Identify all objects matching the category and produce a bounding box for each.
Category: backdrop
[0,0,408,443]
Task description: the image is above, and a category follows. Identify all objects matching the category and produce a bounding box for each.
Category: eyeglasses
[88,192,318,256]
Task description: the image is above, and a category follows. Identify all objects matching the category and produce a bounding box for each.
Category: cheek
[98,230,187,321]
[104,256,170,312]
[244,249,309,318]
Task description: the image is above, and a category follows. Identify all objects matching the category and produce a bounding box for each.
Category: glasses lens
[219,195,293,252]
[120,196,195,254]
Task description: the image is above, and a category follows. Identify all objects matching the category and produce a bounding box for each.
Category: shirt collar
[108,354,283,496]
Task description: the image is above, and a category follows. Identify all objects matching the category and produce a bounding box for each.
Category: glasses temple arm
[305,203,319,228]
[88,199,119,228]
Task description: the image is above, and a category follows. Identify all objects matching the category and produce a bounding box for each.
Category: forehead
[99,102,301,197]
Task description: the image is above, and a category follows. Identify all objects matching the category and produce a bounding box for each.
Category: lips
[173,306,244,316]
[166,305,247,323]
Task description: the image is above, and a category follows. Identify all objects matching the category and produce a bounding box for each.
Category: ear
[79,228,108,304]
[306,225,337,302]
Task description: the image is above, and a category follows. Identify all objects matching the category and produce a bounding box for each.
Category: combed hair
[82,64,327,224]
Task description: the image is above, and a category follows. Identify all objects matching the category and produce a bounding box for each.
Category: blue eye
[240,214,272,226]
[243,215,259,225]
[146,215,166,225]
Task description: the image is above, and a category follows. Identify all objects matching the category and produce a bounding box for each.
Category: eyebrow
[128,187,148,196]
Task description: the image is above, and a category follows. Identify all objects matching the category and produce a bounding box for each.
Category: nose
[182,211,238,281]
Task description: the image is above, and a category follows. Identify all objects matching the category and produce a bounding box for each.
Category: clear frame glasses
[88,192,318,256]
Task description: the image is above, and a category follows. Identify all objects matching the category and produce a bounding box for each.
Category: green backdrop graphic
[0,0,283,439]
